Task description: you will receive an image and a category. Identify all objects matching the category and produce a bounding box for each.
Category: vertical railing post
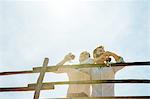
[34,58,49,99]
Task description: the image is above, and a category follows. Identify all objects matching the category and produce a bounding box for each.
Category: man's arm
[106,51,125,73]
[105,51,122,62]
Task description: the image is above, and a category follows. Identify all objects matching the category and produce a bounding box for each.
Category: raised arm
[105,51,123,62]
[56,58,68,66]
[55,53,75,73]
[57,53,75,65]
[105,51,125,73]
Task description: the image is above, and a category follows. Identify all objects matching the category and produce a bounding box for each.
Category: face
[79,51,90,62]
[95,47,105,55]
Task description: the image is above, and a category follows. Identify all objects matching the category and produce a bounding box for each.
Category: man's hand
[94,52,111,64]
[94,54,107,64]
[104,51,113,56]
[105,51,122,62]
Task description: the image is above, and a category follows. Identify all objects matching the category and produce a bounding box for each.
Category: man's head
[93,46,105,58]
[79,51,90,63]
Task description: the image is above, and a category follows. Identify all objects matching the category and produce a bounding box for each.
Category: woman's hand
[63,53,75,62]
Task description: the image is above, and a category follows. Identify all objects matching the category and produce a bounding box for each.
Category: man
[91,46,124,97]
[55,51,93,97]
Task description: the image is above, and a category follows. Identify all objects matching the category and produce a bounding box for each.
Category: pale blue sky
[0,0,150,98]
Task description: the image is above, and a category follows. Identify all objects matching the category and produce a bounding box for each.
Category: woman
[55,51,93,97]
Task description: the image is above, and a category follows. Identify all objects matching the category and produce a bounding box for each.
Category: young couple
[55,46,124,97]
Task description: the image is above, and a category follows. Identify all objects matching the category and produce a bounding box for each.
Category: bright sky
[0,0,150,98]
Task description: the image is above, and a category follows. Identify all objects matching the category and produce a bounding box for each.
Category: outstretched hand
[64,53,75,61]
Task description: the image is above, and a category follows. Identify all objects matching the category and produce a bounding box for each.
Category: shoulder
[87,58,94,64]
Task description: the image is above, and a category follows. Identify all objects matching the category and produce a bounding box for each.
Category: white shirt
[91,57,124,96]
[55,58,93,96]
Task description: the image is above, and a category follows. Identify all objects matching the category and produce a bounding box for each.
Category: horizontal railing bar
[44,96,150,99]
[28,79,150,88]
[0,84,54,92]
[0,70,33,76]
[0,61,149,76]
[33,61,150,72]
[0,87,34,92]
